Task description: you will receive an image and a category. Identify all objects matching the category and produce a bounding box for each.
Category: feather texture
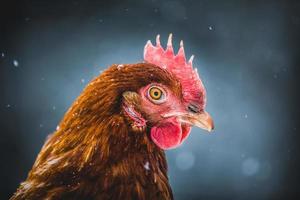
[11,63,181,200]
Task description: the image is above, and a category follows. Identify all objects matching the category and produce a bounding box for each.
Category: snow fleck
[6,104,11,108]
[25,17,31,21]
[72,112,78,116]
[56,126,60,131]
[41,77,45,81]
[81,78,85,83]
[13,60,19,67]
[244,114,248,118]
[39,124,44,128]
[162,65,167,69]
[1,52,4,57]
[273,74,278,79]
[242,157,260,176]
[47,157,61,165]
[154,8,158,13]
[144,161,150,170]
[98,19,103,23]
[176,151,195,170]
[52,106,56,110]
[282,67,287,72]
[208,26,213,30]
[22,182,32,190]
[117,64,124,70]
[124,8,129,12]
[35,158,62,174]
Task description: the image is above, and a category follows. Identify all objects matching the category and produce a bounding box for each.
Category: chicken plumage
[11,35,213,200]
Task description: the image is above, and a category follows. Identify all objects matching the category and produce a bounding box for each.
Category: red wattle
[150,117,191,150]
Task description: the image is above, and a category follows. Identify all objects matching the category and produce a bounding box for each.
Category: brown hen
[11,35,213,200]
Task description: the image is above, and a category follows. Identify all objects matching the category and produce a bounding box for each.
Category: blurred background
[0,0,299,199]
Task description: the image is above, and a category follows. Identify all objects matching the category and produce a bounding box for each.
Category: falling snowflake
[13,60,19,67]
[144,161,150,170]
[176,151,195,170]
[208,26,213,30]
[81,78,85,83]
[1,52,4,57]
[47,157,61,165]
[242,158,260,176]
[117,64,124,70]
[282,67,287,72]
[56,126,60,131]
[6,104,11,108]
[22,182,32,190]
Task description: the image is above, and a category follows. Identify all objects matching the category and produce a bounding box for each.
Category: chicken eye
[148,86,166,103]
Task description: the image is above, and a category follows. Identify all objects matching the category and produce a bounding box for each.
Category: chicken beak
[180,111,214,132]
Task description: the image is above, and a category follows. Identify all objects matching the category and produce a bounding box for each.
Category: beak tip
[204,115,214,133]
[210,122,215,132]
[206,125,214,132]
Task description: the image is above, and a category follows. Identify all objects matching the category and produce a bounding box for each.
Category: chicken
[11,34,214,200]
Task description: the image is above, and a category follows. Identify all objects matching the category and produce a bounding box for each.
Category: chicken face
[139,83,192,150]
[142,34,214,149]
[122,81,213,150]
[121,34,214,150]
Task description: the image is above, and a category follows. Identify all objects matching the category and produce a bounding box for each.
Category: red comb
[144,34,206,108]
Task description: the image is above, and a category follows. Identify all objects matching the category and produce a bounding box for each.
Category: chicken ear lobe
[122,91,146,131]
[122,91,141,107]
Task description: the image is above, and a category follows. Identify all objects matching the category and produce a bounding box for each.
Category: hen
[11,34,214,200]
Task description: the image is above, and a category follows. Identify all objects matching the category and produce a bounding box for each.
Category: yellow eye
[148,86,166,103]
[149,87,162,100]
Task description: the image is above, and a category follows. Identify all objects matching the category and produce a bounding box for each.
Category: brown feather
[11,63,181,200]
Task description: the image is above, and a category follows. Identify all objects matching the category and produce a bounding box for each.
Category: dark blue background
[1,1,299,199]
